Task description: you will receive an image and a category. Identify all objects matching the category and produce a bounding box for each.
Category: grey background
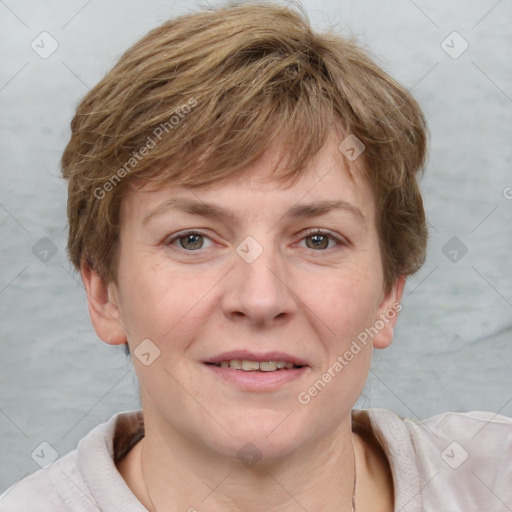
[1,0,511,491]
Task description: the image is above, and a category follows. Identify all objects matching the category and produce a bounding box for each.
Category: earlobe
[372,276,406,349]
[80,262,127,346]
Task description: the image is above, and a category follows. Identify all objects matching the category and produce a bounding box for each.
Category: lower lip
[203,363,309,391]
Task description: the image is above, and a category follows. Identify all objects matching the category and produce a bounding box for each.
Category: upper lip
[204,350,309,367]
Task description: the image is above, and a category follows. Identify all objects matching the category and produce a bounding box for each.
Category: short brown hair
[61,1,428,292]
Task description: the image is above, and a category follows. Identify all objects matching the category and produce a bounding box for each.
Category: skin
[82,131,404,512]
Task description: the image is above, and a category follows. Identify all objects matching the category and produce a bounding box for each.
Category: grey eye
[179,233,204,250]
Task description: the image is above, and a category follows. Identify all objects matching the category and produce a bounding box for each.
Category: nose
[221,240,296,327]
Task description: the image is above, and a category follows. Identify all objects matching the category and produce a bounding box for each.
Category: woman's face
[99,132,403,461]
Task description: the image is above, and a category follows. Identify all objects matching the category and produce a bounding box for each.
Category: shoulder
[0,410,142,512]
[408,411,512,508]
[403,410,512,465]
[363,408,512,455]
[363,408,512,510]
[0,451,78,512]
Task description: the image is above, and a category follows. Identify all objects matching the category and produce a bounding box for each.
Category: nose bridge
[223,235,294,324]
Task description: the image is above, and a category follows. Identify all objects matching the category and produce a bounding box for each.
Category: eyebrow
[286,200,365,222]
[141,197,366,226]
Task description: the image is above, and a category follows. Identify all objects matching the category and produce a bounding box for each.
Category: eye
[165,230,213,251]
[300,229,343,251]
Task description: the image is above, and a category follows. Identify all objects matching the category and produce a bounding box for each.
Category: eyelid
[164,229,214,249]
[298,228,348,249]
[163,228,348,252]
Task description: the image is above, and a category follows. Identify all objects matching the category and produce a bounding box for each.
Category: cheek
[117,259,219,346]
[301,264,381,335]
[307,272,378,403]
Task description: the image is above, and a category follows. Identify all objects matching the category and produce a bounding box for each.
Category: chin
[206,413,307,464]
[212,436,302,468]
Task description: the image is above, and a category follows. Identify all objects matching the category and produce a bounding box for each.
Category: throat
[353,431,394,512]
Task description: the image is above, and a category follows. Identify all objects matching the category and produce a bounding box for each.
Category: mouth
[202,351,309,390]
[205,360,304,372]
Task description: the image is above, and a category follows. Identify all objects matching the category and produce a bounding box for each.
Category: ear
[372,275,406,349]
[80,262,127,345]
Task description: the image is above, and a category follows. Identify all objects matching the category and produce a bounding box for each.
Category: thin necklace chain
[140,437,158,512]
[140,435,357,512]
[351,433,357,512]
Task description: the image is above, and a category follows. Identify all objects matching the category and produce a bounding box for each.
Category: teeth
[242,360,260,371]
[215,360,300,372]
[259,361,277,372]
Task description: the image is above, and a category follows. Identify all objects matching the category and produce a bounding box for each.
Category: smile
[208,360,303,372]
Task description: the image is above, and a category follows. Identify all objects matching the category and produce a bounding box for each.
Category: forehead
[120,132,375,228]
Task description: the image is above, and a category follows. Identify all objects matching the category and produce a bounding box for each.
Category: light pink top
[1,408,511,511]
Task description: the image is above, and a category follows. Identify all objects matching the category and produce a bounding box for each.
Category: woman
[1,3,510,511]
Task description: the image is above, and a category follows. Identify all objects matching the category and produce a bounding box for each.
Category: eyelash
[299,229,345,250]
[164,228,346,252]
[164,230,214,251]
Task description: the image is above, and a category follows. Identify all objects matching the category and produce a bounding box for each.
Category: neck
[117,411,393,512]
